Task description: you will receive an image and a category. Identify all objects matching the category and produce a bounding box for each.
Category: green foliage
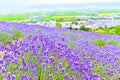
[114,25,120,35]
[79,25,92,31]
[93,26,120,35]
[104,27,115,34]
[94,39,106,46]
[107,27,114,29]
[0,72,3,80]
[79,25,86,30]
[68,40,76,48]
[74,28,78,30]
[71,20,78,25]
[56,19,64,22]
[0,31,13,46]
[118,61,120,65]
[56,22,62,28]
[98,10,120,14]
[7,61,17,74]
[95,29,106,34]
[60,31,73,36]
[10,28,23,39]
[35,29,42,33]
[108,40,119,45]
[108,30,115,34]
[87,28,92,31]
[92,62,109,80]
[117,43,120,48]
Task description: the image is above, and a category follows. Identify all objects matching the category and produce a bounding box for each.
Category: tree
[56,22,62,28]
[114,25,120,35]
[79,25,92,31]
[71,20,78,25]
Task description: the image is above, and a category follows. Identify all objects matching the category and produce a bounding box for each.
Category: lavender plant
[0,31,13,46]
[10,28,23,40]
[0,21,120,80]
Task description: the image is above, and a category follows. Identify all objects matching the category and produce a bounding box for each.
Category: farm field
[0,21,120,80]
[0,10,120,22]
[0,11,84,21]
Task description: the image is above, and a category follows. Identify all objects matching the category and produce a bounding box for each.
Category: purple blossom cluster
[0,21,120,80]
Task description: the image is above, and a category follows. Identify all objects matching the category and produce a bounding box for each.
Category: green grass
[0,12,47,21]
[0,11,96,22]
[0,15,27,21]
[94,39,106,46]
[97,9,120,16]
[10,28,23,39]
[108,40,119,45]
[35,29,42,33]
[60,31,73,36]
[0,31,13,46]
[0,10,120,22]
[0,72,3,80]
[68,41,76,48]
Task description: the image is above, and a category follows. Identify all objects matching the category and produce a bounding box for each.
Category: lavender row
[0,21,120,80]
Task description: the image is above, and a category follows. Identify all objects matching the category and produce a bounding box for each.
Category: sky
[31,0,118,4]
[0,0,119,6]
[0,0,119,11]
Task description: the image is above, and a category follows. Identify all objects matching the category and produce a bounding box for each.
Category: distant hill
[30,1,120,10]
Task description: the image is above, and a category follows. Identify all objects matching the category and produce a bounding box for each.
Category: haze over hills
[31,1,120,10]
[0,1,120,14]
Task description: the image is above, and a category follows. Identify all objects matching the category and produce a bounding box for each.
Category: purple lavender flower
[0,59,4,64]
[20,74,28,80]
[49,74,53,78]
[64,74,69,80]
[49,56,54,64]
[61,68,65,74]
[11,75,15,80]
[70,76,75,80]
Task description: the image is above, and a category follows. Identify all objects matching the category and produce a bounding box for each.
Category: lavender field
[0,21,120,80]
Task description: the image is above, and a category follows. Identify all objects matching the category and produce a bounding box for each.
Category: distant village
[21,14,120,30]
